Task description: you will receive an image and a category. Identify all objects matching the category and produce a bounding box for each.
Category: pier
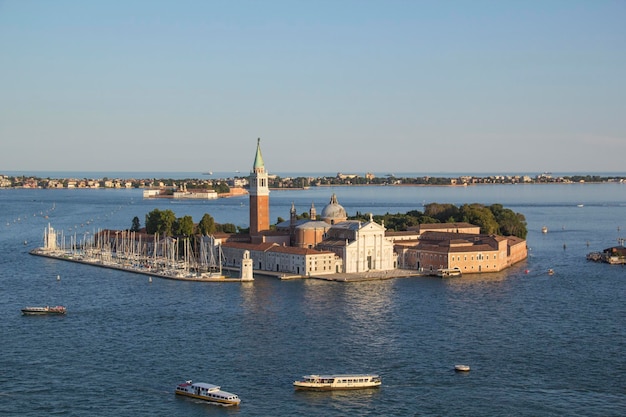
[30,248,245,282]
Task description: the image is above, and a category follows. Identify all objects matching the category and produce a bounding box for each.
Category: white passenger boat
[293,374,382,390]
[436,268,462,278]
[21,305,66,315]
[175,380,241,406]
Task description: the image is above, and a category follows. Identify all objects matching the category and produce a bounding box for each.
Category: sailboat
[199,236,225,279]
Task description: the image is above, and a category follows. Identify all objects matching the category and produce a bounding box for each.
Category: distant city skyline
[1,1,624,173]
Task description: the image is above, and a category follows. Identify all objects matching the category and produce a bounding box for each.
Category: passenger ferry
[21,305,66,315]
[175,380,241,406]
[293,374,382,391]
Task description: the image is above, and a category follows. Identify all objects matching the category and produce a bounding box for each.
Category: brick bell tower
[249,138,270,238]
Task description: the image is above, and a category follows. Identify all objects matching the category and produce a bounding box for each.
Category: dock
[31,249,425,283]
[30,249,245,282]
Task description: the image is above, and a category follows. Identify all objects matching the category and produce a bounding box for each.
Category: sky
[1,0,625,174]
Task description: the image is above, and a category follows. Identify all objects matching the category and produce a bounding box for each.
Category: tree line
[132,202,527,240]
[130,209,242,237]
[350,202,527,239]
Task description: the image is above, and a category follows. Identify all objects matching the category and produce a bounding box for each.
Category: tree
[145,209,161,234]
[174,215,195,237]
[130,216,141,232]
[459,204,499,235]
[213,182,230,194]
[490,204,527,238]
[145,208,177,235]
[219,223,237,233]
[424,203,459,223]
[198,213,216,235]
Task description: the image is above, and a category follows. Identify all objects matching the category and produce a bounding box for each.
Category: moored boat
[436,268,462,278]
[21,306,66,315]
[175,380,240,406]
[293,374,382,391]
[454,364,471,372]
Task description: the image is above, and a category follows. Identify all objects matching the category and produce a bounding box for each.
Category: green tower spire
[253,138,264,171]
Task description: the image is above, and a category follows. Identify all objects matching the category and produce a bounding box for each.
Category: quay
[30,248,424,283]
[257,269,424,282]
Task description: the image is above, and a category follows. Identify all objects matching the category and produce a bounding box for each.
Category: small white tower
[240,250,254,281]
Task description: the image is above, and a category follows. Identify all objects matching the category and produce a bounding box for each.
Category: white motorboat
[436,268,462,278]
[175,380,240,406]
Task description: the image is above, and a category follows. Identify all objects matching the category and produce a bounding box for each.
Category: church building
[220,138,397,276]
[220,138,526,277]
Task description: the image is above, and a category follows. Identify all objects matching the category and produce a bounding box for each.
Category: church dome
[321,193,347,224]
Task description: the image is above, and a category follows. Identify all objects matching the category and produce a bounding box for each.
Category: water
[1,184,625,416]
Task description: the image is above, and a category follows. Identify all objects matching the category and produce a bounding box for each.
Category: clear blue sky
[1,1,624,174]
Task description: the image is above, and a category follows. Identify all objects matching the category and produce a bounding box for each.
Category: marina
[29,224,248,282]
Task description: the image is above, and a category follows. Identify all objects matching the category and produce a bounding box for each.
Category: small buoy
[149,277,152,283]
[525,269,529,274]
[57,275,61,281]
[455,364,470,372]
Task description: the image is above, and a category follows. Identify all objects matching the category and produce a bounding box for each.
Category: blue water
[1,184,625,416]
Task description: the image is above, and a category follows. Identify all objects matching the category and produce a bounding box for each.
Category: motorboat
[293,374,381,390]
[175,380,240,406]
[454,364,471,372]
[436,268,462,278]
[21,306,66,315]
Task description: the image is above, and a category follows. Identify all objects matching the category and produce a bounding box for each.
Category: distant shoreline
[3,172,626,190]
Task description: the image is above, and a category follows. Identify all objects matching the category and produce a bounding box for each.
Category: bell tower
[249,138,270,237]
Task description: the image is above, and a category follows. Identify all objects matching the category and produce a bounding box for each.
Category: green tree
[459,204,499,235]
[198,213,216,235]
[213,182,230,194]
[490,204,527,238]
[424,203,459,223]
[145,208,177,236]
[219,223,237,233]
[130,216,141,232]
[174,215,195,237]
